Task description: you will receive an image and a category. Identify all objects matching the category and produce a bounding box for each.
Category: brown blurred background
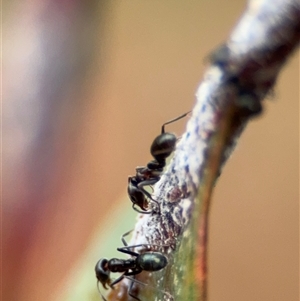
[3,1,299,301]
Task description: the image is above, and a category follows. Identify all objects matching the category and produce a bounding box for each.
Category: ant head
[150,133,177,162]
[95,258,111,289]
[128,177,148,211]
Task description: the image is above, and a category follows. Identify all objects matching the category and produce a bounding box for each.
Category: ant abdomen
[150,133,177,162]
[136,252,168,272]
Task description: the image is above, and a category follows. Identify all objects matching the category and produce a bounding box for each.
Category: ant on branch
[95,230,168,301]
[128,111,190,214]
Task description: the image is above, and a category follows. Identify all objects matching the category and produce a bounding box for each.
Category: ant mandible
[95,230,168,301]
[128,111,190,214]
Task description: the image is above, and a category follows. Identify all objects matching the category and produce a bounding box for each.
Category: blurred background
[3,1,299,301]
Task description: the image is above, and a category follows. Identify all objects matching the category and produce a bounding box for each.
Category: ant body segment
[95,230,168,301]
[128,111,190,214]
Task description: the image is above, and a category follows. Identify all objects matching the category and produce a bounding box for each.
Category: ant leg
[110,274,125,287]
[132,203,152,214]
[109,269,142,288]
[138,178,160,196]
[117,229,161,251]
[138,179,161,213]
[117,247,139,257]
[120,232,169,253]
[128,276,141,301]
[125,275,174,301]
[120,230,157,248]
[97,281,108,301]
[117,244,169,255]
[125,275,148,285]
[121,229,133,247]
[161,111,191,133]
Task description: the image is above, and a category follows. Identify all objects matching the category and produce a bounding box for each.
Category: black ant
[95,230,168,301]
[128,111,190,214]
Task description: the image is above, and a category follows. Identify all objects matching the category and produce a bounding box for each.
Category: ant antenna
[161,111,191,134]
[96,280,108,301]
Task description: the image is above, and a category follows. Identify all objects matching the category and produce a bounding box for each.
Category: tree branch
[107,0,300,300]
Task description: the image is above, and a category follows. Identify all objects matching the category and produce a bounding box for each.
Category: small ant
[95,230,168,301]
[128,111,190,214]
